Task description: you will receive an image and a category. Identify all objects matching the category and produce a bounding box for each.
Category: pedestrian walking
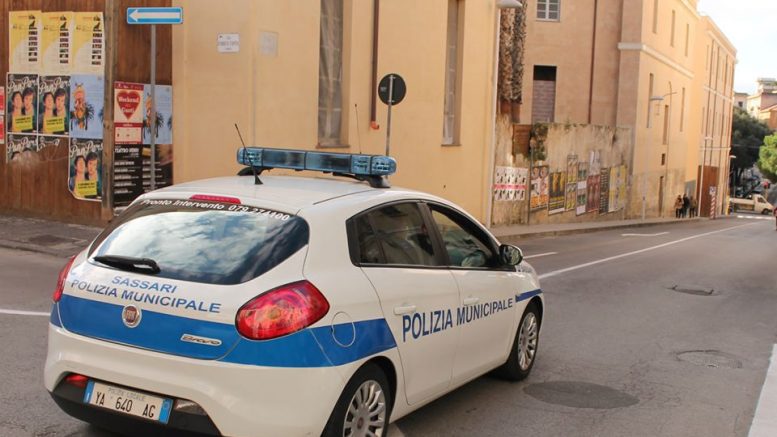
[690,196,697,217]
[773,206,777,230]
[674,195,683,218]
[682,194,690,218]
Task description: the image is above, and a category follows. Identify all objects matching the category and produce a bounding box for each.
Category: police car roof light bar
[237,147,397,188]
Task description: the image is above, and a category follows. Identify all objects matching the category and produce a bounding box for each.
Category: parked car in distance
[728,193,774,214]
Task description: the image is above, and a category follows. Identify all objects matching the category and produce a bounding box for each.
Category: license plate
[83,381,173,424]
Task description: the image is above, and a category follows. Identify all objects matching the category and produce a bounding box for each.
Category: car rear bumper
[45,323,348,436]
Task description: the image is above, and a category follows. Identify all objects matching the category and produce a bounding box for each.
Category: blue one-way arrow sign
[127,7,183,25]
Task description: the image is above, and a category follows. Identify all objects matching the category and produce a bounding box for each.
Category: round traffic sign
[378,74,406,105]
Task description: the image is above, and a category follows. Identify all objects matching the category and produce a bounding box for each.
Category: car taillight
[53,256,76,303]
[236,281,330,340]
[64,373,89,388]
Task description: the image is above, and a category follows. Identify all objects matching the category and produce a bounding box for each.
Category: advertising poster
[70,74,104,139]
[493,167,527,202]
[145,144,174,192]
[0,86,4,145]
[548,171,566,215]
[38,135,67,153]
[618,165,627,210]
[565,183,577,211]
[9,11,41,73]
[6,134,38,162]
[577,162,588,183]
[113,144,173,207]
[114,81,143,144]
[599,168,610,214]
[576,180,587,216]
[69,138,103,201]
[38,75,69,135]
[72,12,105,74]
[143,84,173,145]
[530,166,549,210]
[41,12,73,74]
[587,174,601,213]
[6,74,38,133]
[566,155,578,184]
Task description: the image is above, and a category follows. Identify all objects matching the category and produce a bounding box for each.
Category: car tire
[495,302,540,381]
[762,209,771,215]
[322,362,392,437]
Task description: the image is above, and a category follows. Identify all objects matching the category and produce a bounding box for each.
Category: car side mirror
[499,244,523,266]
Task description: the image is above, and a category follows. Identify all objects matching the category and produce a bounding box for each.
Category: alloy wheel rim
[518,312,538,371]
[343,380,386,437]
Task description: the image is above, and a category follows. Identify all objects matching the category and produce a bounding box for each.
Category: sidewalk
[0,212,712,259]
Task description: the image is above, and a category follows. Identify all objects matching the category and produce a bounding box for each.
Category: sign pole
[385,75,394,157]
[150,24,157,191]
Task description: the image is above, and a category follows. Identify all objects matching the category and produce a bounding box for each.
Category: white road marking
[538,223,757,280]
[0,308,50,317]
[621,232,669,237]
[749,344,777,437]
[737,215,772,221]
[524,252,558,259]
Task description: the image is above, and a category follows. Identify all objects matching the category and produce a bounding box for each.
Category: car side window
[429,206,497,269]
[354,203,440,266]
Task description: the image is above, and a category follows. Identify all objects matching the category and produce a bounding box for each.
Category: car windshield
[89,198,309,285]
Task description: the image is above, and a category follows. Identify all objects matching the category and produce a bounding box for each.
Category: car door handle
[463,297,480,306]
[394,305,417,315]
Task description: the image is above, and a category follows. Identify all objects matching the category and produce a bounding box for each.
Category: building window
[442,0,463,145]
[670,10,675,47]
[318,0,344,146]
[684,23,689,56]
[662,104,669,145]
[532,66,556,123]
[537,0,560,21]
[652,0,659,33]
[680,87,685,132]
[647,73,654,128]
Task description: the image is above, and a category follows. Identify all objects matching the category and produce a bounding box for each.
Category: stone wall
[491,120,634,226]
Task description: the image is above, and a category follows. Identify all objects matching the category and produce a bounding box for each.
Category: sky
[697,0,777,95]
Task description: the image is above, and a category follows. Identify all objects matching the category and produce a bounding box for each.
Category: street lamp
[497,0,523,8]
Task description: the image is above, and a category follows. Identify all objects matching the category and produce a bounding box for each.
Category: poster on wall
[565,183,577,211]
[566,155,578,184]
[41,12,73,74]
[599,168,610,214]
[68,138,103,201]
[0,86,4,145]
[6,134,38,162]
[113,144,174,207]
[9,11,41,73]
[6,74,38,134]
[38,75,69,135]
[493,167,528,202]
[72,12,105,74]
[548,172,566,215]
[530,166,549,210]
[142,84,173,145]
[587,174,601,213]
[576,180,587,216]
[618,165,627,210]
[114,81,143,144]
[38,135,67,153]
[69,74,104,139]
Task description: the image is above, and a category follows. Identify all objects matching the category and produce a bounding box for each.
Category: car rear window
[89,198,309,285]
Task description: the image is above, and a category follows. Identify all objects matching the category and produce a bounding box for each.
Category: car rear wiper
[93,255,161,274]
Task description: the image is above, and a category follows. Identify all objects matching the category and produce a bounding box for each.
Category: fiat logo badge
[121,305,142,328]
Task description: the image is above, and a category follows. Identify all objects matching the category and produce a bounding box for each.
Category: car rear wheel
[322,363,392,437]
[495,302,540,381]
[762,208,771,215]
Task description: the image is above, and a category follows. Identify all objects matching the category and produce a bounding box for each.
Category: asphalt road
[0,215,775,436]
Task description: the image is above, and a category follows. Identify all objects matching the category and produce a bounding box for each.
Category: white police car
[45,148,544,436]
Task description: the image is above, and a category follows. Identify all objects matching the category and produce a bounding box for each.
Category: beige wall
[172,0,500,221]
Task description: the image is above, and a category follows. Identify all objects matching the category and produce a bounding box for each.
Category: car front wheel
[322,363,392,437]
[495,302,540,381]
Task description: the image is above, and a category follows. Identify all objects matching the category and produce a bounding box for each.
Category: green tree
[730,107,772,186]
[758,134,777,182]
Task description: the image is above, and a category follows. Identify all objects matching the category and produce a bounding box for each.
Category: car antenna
[354,103,363,154]
[235,123,261,185]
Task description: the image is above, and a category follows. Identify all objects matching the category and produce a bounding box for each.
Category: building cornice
[617,42,694,79]
[703,85,734,104]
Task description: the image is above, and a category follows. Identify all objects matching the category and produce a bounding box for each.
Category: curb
[0,240,89,258]
[495,217,717,242]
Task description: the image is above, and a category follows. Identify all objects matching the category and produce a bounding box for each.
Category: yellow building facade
[171,0,505,222]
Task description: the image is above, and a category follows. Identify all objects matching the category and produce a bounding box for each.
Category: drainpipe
[370,0,380,129]
[587,0,598,124]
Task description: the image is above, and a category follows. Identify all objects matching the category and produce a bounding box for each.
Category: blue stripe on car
[516,289,542,302]
[55,295,396,367]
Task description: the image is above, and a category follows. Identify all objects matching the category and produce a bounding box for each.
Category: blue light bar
[237,147,397,177]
